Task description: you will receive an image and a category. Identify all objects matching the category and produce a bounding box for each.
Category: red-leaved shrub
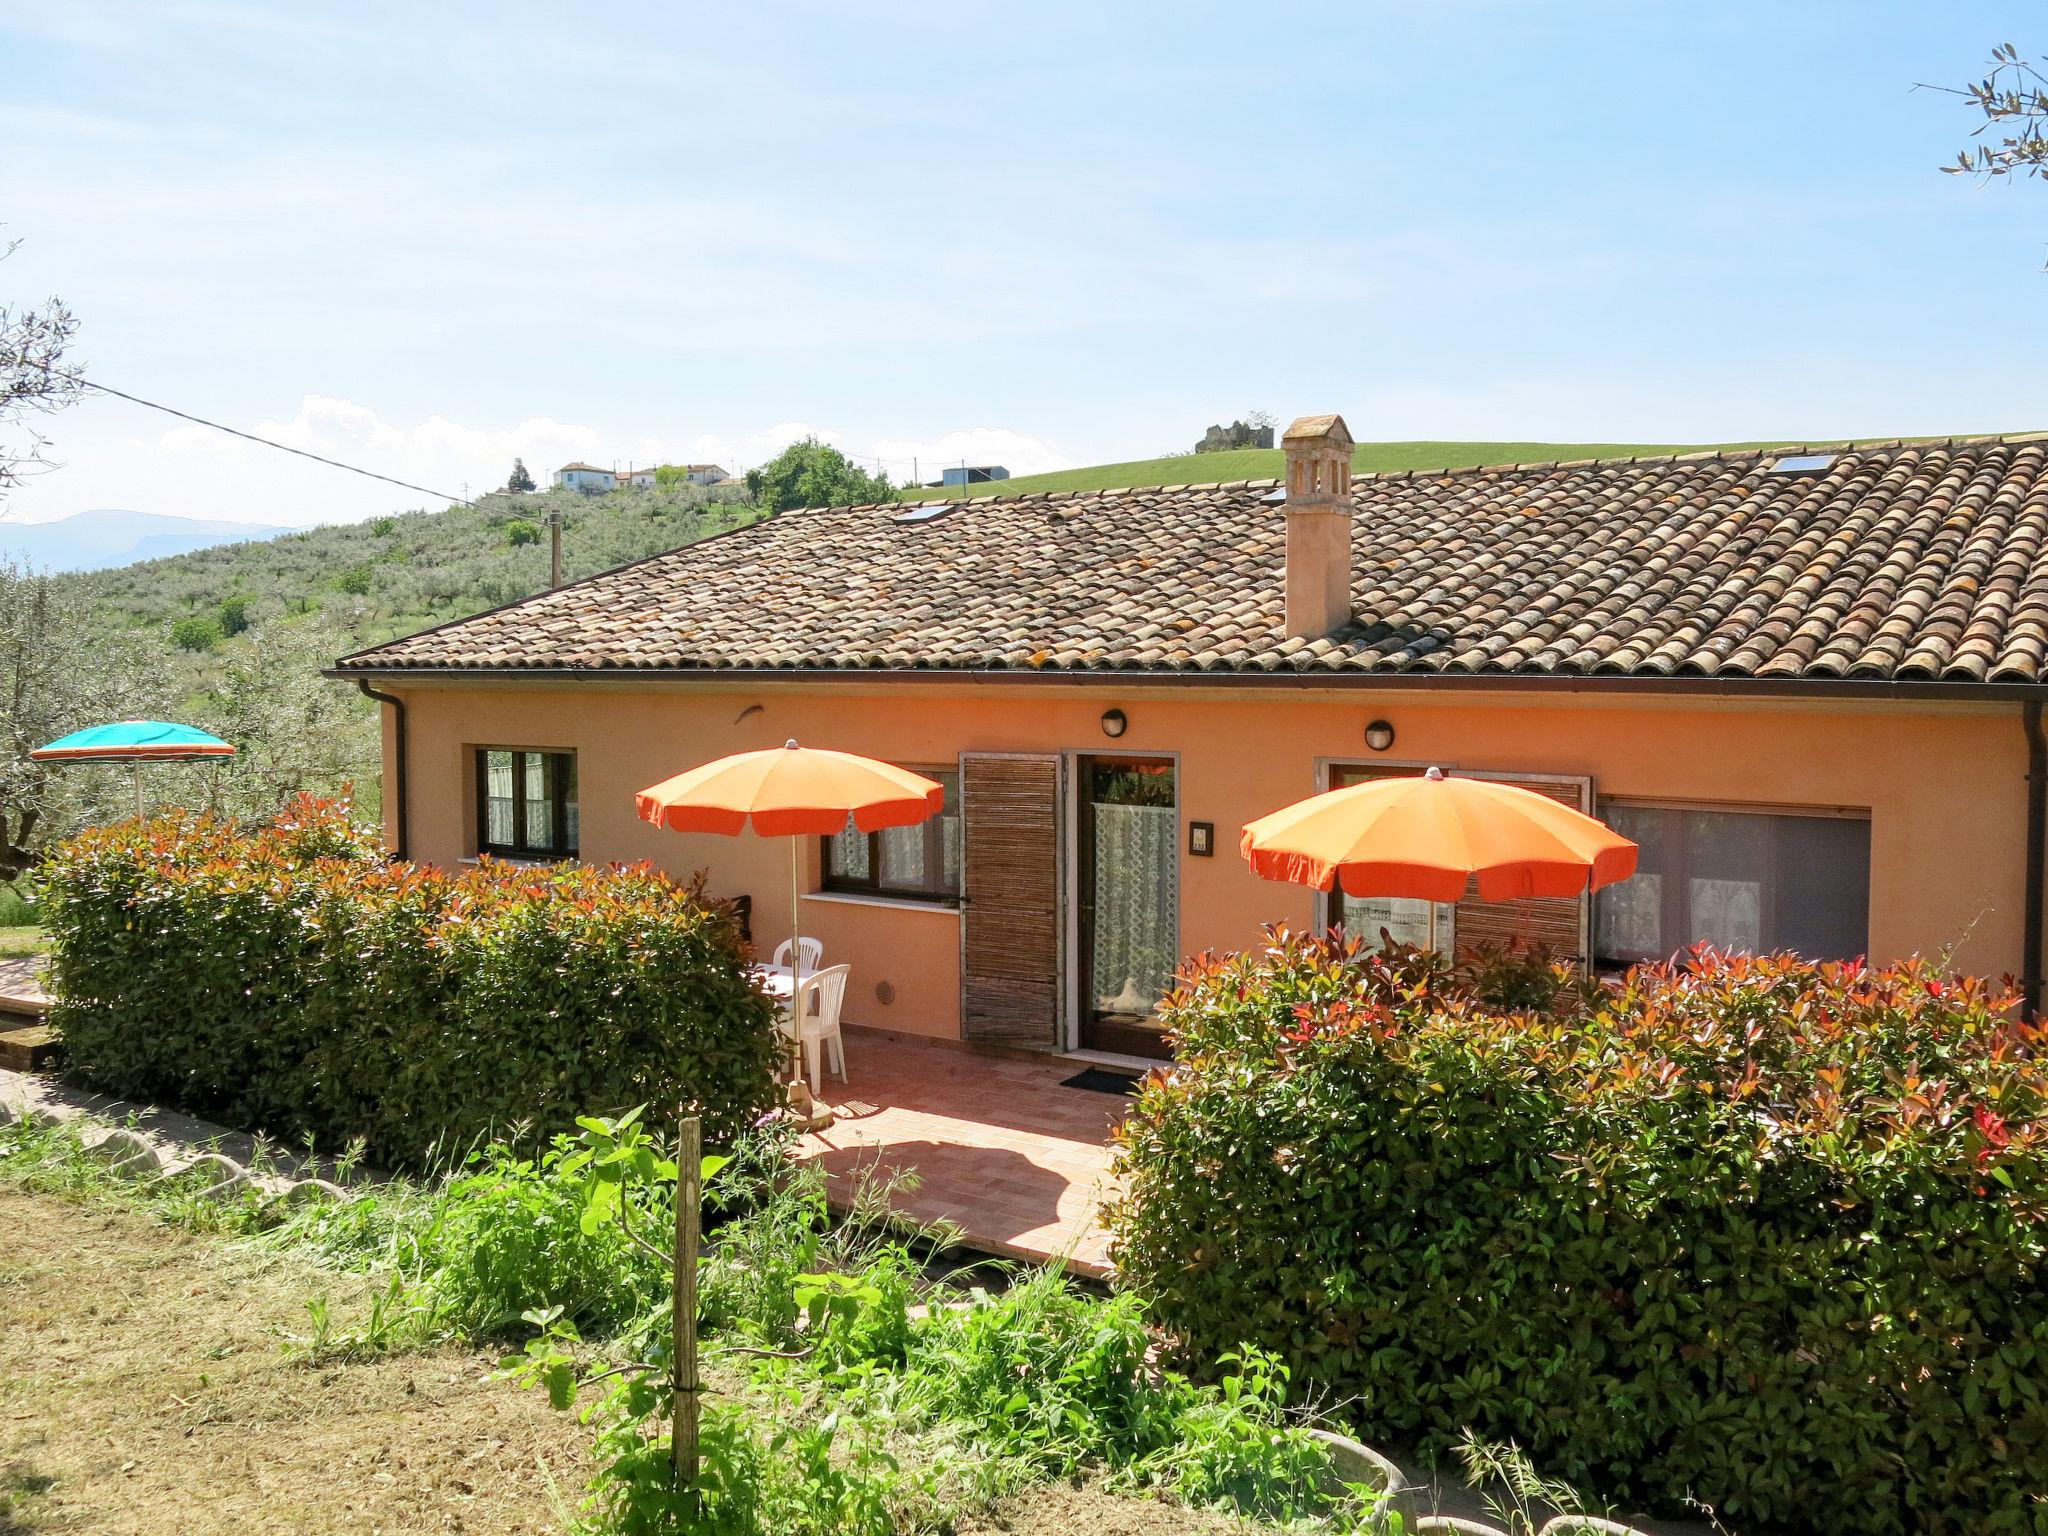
[38,796,782,1164]
[1111,929,2046,1535]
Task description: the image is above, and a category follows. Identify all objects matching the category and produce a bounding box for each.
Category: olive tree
[1931,43,2048,181]
[0,559,158,879]
[0,229,85,505]
[192,613,381,823]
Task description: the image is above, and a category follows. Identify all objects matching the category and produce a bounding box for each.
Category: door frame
[957,751,1069,1050]
[1063,748,1183,1054]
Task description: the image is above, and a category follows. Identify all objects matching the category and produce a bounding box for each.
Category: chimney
[1281,413,1356,639]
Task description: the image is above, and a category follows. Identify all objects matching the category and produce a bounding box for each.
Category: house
[940,465,1010,488]
[336,417,2048,1061]
[554,462,615,495]
[684,464,730,487]
[617,467,657,491]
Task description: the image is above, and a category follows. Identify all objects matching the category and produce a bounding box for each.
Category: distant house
[940,465,1010,488]
[554,463,615,495]
[617,467,657,491]
[684,464,730,486]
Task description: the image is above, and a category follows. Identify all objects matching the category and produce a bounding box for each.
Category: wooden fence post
[672,1112,702,1500]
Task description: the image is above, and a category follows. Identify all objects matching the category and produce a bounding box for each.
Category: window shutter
[959,753,1065,1049]
[1452,772,1594,962]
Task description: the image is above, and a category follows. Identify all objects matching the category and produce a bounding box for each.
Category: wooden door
[959,753,1064,1049]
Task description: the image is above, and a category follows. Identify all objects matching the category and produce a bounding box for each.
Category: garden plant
[34,795,783,1164]
[0,1105,1391,1536]
[1112,929,2048,1536]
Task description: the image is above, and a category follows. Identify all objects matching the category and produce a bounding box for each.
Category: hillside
[895,437,1968,501]
[24,483,761,837]
[73,482,761,645]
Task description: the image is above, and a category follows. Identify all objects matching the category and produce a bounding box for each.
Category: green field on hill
[897,437,1943,500]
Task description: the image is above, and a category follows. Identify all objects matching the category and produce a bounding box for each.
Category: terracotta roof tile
[338,437,2048,687]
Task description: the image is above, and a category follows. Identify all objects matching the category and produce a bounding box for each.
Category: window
[1594,803,1869,967]
[476,748,578,860]
[1324,763,1456,952]
[821,769,961,902]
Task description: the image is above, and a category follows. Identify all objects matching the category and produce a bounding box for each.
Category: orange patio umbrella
[636,741,944,1108]
[1242,765,1638,916]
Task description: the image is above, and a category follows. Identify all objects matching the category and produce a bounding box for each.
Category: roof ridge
[1350,430,2048,483]
[851,433,2048,513]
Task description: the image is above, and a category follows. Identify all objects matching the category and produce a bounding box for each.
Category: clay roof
[340,436,2048,688]
[557,462,607,474]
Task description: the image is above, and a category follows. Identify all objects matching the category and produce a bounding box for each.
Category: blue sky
[3,0,2044,526]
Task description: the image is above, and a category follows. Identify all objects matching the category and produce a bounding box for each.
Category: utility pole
[549,504,563,588]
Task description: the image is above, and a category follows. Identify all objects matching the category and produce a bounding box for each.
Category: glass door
[1077,756,1178,1058]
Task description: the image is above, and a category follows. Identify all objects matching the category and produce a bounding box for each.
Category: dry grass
[0,1188,587,1534]
[956,1481,1252,1536]
[0,1185,1293,1536]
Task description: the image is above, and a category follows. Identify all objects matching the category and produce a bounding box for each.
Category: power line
[80,377,474,506]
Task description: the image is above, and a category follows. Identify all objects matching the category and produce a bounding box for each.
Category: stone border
[0,1066,370,1205]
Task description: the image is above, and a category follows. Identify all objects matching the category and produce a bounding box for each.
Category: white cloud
[143,396,622,522]
[3,397,1083,527]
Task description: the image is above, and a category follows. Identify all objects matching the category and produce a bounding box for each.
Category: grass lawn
[897,435,1987,501]
[0,927,47,960]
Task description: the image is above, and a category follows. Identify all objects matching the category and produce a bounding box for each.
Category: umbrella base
[782,1079,835,1133]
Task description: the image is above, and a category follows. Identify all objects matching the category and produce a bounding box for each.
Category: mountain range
[0,508,292,572]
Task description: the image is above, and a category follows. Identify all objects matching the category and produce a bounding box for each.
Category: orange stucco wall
[367,677,2033,1043]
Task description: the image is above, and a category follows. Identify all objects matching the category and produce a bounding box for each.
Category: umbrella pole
[133,763,143,822]
[786,834,814,1115]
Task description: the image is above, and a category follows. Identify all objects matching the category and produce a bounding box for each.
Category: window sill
[460,853,577,868]
[804,889,961,916]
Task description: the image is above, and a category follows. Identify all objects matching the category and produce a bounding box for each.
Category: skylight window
[893,502,956,524]
[1766,454,1837,475]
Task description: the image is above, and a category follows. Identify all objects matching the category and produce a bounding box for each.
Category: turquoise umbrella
[31,721,235,818]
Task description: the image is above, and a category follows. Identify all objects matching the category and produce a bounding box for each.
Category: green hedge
[1110,931,2048,1536]
[37,796,782,1164]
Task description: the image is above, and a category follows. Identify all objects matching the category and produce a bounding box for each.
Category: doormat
[1059,1067,1144,1095]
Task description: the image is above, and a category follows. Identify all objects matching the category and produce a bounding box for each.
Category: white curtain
[1091,803,1178,1013]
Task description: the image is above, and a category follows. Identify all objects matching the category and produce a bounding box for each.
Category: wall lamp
[1100,708,1129,739]
[1365,718,1396,752]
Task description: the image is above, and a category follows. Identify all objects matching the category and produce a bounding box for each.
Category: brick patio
[792,1030,1131,1278]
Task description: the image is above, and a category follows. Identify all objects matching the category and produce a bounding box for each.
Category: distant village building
[554,463,616,494]
[940,465,1011,487]
[555,461,729,493]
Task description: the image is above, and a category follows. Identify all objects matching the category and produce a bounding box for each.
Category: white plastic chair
[773,936,825,972]
[779,963,850,1092]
